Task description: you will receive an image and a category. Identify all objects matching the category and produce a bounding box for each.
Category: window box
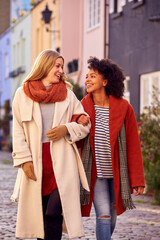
[132,0,145,9]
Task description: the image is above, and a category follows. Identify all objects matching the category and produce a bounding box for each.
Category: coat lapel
[82,94,95,138]
[32,101,42,134]
[20,88,42,134]
[52,97,70,127]
[20,91,33,122]
[109,95,129,146]
[82,94,129,144]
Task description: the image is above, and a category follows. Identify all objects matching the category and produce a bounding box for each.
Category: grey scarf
[80,124,135,210]
[80,134,92,205]
[118,123,136,210]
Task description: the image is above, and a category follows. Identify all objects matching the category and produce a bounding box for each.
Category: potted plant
[12,17,17,23]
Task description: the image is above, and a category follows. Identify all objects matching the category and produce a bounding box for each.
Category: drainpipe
[104,0,109,58]
[77,0,84,84]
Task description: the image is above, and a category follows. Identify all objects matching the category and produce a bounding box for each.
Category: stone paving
[0,150,160,240]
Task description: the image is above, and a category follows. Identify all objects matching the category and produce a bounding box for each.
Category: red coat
[79,93,145,216]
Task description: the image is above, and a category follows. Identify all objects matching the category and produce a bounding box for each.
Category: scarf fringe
[122,198,136,210]
[80,190,90,206]
[80,134,92,206]
[118,123,136,211]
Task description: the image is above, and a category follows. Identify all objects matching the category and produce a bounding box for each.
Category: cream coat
[11,87,91,239]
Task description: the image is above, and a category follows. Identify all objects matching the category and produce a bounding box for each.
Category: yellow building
[31,0,60,65]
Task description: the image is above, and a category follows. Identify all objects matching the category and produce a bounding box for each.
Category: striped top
[94,105,113,178]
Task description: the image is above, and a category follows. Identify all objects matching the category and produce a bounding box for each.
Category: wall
[0,0,10,35]
[60,0,82,77]
[80,0,105,87]
[109,0,160,116]
[31,0,60,65]
[11,12,31,98]
[0,29,11,105]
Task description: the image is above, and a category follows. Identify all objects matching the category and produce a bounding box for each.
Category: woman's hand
[46,125,68,141]
[77,115,90,126]
[23,161,37,181]
[134,186,144,196]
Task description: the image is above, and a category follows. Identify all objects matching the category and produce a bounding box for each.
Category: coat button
[12,152,16,157]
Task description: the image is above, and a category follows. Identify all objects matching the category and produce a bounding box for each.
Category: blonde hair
[23,49,65,83]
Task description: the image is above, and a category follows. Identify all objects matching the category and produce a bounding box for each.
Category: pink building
[60,0,109,88]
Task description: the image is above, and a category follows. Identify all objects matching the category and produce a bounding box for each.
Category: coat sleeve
[64,90,91,144]
[125,104,145,188]
[12,89,33,167]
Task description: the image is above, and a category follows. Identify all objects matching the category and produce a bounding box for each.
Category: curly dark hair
[87,57,125,98]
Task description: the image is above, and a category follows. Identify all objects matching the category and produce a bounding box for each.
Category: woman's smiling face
[85,69,107,94]
[42,57,64,85]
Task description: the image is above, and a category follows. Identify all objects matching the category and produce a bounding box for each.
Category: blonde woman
[11,50,90,240]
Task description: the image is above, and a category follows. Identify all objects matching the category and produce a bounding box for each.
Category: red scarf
[23,80,67,103]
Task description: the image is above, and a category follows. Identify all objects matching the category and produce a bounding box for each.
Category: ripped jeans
[93,178,117,240]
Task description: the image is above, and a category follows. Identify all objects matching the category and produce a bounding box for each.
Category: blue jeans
[93,178,117,240]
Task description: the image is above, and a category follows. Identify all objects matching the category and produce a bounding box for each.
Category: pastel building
[11,0,22,21]
[11,11,31,99]
[81,0,106,86]
[31,0,60,65]
[0,29,12,139]
[0,30,11,106]
[60,0,106,88]
[11,0,31,21]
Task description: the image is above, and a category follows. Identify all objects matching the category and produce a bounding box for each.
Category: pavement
[0,150,160,240]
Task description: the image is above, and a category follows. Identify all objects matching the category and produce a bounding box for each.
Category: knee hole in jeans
[98,215,110,219]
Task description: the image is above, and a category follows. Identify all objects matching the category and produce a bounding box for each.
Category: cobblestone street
[0,150,160,240]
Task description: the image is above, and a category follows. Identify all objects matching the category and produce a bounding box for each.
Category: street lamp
[41,4,59,33]
[41,4,52,24]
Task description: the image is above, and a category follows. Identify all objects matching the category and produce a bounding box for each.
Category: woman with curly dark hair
[76,57,145,240]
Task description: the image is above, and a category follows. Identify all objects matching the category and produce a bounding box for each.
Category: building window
[109,0,126,14]
[124,76,130,102]
[21,38,25,66]
[5,53,9,79]
[17,42,20,67]
[88,0,100,29]
[13,45,16,69]
[67,59,78,74]
[140,71,160,113]
[131,0,145,9]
